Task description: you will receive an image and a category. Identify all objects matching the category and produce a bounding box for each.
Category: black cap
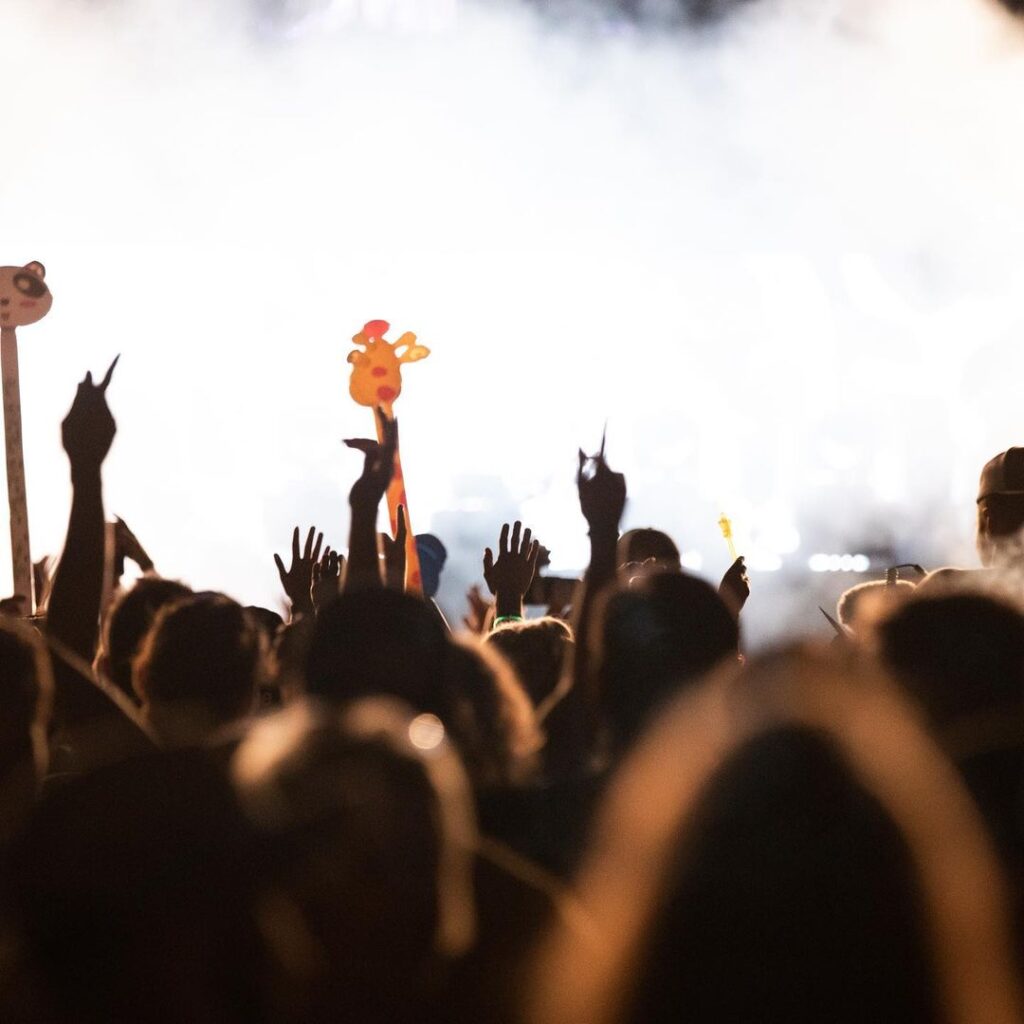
[978,448,1024,502]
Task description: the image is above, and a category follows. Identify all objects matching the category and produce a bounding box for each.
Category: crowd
[0,362,1022,1023]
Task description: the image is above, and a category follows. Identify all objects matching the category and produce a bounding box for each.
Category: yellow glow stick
[718,513,738,562]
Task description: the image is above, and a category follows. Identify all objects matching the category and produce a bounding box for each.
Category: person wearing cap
[977,447,1024,566]
[415,533,448,600]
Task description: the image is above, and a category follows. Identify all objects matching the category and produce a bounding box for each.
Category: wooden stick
[1,327,32,611]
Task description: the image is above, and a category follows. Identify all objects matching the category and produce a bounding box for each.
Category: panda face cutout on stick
[0,262,52,329]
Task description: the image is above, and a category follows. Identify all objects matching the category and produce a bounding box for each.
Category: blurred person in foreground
[232,697,584,1024]
[527,645,1022,1024]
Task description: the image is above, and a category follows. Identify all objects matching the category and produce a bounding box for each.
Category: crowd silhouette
[0,362,1022,1023]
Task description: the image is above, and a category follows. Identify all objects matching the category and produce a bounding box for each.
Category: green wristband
[492,615,523,629]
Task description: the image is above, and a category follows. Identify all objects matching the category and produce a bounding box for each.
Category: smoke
[1,0,1023,640]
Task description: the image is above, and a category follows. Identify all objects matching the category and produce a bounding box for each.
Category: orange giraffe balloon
[348,319,430,594]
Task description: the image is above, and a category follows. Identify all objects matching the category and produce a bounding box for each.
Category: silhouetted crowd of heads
[1,372,1023,1023]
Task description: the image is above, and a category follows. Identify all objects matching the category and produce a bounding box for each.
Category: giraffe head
[348,319,430,409]
[0,262,52,330]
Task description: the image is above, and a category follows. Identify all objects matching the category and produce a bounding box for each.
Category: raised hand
[719,556,750,618]
[312,546,343,613]
[114,515,154,573]
[344,407,398,511]
[61,356,119,478]
[484,521,540,621]
[577,447,626,536]
[462,583,493,634]
[274,526,323,617]
[379,504,407,592]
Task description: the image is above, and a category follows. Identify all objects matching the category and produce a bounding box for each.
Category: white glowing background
[2,0,1024,641]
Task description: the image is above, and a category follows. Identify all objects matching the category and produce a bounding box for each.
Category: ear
[977,503,990,536]
[23,261,45,279]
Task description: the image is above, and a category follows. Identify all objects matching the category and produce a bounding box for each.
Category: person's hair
[485,617,573,707]
[133,593,262,727]
[617,528,681,571]
[625,726,939,1023]
[979,494,1024,539]
[245,605,284,643]
[0,620,53,839]
[6,750,267,1022]
[100,577,192,701]
[305,590,451,710]
[306,591,537,788]
[878,592,1024,728]
[836,579,915,630]
[0,619,51,756]
[597,571,738,751]
[444,639,542,789]
[528,646,1022,1024]
[231,698,477,1020]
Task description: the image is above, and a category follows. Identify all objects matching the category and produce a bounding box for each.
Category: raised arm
[342,408,397,593]
[47,359,118,664]
[557,447,627,718]
[45,360,152,757]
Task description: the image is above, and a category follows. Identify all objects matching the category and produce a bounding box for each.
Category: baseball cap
[978,448,1024,502]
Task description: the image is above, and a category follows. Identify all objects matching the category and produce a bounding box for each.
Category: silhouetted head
[977,447,1024,566]
[0,620,52,844]
[245,605,284,643]
[443,639,541,788]
[98,576,192,701]
[617,528,681,572]
[271,614,315,706]
[878,592,1024,728]
[597,571,738,751]
[134,593,263,746]
[7,750,266,1022]
[232,698,476,1020]
[622,727,938,1024]
[529,647,1017,1024]
[485,616,573,708]
[836,579,915,636]
[305,590,451,711]
[415,534,448,599]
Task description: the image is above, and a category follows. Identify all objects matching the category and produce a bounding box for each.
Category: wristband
[493,615,523,629]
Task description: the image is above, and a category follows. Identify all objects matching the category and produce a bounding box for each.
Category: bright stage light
[0,0,1021,643]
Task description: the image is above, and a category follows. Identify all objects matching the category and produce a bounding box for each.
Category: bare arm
[45,361,153,757]
[46,362,118,665]
[342,409,397,593]
[541,448,626,738]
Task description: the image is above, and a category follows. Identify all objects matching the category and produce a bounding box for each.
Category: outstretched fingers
[527,539,540,574]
